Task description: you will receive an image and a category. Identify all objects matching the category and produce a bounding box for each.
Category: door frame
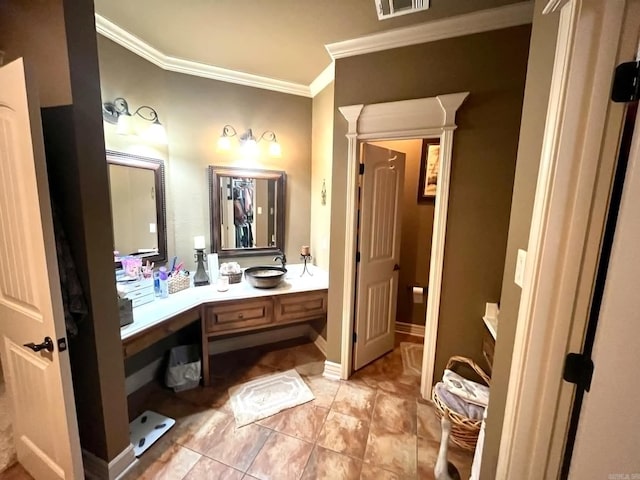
[335,93,469,395]
[496,0,639,477]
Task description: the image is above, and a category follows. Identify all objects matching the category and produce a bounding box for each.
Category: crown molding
[95,14,312,97]
[309,62,335,97]
[96,2,532,99]
[325,1,534,59]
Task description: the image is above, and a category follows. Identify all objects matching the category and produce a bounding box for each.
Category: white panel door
[353,143,405,370]
[569,108,640,477]
[0,59,83,479]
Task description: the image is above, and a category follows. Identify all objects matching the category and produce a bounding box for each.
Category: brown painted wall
[327,26,531,381]
[311,83,335,271]
[1,0,131,463]
[480,3,559,478]
[96,37,312,270]
[0,0,72,107]
[164,70,312,268]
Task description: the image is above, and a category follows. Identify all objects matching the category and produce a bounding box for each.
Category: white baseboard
[125,357,163,396]
[323,361,342,381]
[207,324,311,355]
[395,321,426,337]
[307,326,327,356]
[83,443,136,480]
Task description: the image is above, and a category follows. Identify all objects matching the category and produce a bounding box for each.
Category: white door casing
[353,144,406,370]
[336,93,468,396]
[496,0,640,478]
[0,59,83,479]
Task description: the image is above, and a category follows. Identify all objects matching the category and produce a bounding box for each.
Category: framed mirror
[209,166,286,258]
[106,150,167,266]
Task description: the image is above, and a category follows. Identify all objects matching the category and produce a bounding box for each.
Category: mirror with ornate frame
[208,166,285,258]
[106,150,167,266]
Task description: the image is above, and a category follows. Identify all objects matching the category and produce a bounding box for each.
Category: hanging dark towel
[52,204,88,338]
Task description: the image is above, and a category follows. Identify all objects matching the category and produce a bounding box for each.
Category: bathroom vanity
[120,265,328,386]
[112,155,323,388]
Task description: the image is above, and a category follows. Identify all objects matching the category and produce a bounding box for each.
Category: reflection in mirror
[209,166,285,258]
[107,151,167,266]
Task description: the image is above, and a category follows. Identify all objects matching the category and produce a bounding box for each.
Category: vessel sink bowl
[244,266,287,289]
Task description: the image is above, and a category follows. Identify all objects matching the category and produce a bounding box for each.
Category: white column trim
[543,0,570,15]
[337,93,468,391]
[420,124,455,395]
[337,104,364,381]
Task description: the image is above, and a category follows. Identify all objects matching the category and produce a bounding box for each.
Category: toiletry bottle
[154,271,161,297]
[159,267,169,298]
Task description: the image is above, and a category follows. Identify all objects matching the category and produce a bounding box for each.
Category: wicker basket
[168,274,190,294]
[431,356,491,451]
[221,272,242,284]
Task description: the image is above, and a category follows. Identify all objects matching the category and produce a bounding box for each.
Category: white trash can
[165,345,201,392]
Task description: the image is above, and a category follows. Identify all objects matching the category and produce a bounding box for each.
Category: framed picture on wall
[418,139,441,202]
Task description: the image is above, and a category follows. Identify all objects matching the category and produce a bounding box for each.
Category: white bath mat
[130,410,175,457]
[400,342,423,376]
[229,369,315,427]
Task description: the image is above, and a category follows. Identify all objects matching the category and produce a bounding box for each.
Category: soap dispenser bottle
[159,266,169,298]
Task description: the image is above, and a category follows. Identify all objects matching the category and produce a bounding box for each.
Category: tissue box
[118,297,133,327]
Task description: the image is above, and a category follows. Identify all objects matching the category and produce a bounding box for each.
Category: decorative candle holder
[300,253,313,277]
[193,248,210,286]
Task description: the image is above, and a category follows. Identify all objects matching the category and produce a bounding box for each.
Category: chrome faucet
[274,254,287,269]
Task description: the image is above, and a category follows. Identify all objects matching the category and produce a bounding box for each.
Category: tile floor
[123,334,473,480]
[0,335,474,480]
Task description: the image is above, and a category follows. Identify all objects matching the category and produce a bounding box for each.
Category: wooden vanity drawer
[205,298,273,333]
[274,291,327,323]
[482,328,495,373]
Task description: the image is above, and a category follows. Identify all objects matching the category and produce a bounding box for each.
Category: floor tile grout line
[364,385,419,478]
[359,386,379,467]
[242,428,274,477]
[133,342,462,480]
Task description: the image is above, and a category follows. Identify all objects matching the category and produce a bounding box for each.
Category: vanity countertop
[483,315,498,340]
[120,264,328,341]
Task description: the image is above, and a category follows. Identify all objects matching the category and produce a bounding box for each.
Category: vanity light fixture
[216,125,282,157]
[102,97,168,145]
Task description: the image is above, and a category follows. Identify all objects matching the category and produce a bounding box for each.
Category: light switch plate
[515,249,527,288]
[149,223,156,233]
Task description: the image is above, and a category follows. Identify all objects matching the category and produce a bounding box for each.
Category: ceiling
[93,0,522,87]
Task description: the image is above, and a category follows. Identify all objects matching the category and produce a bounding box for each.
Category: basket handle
[445,355,491,385]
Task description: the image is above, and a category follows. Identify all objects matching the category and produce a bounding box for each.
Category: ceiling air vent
[375,0,429,20]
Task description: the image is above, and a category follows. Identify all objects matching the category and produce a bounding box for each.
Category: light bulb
[217,135,232,151]
[116,114,133,135]
[269,141,282,157]
[242,138,259,157]
[143,121,168,144]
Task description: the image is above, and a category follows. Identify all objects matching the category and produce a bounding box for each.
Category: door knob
[393,264,400,271]
[23,337,54,353]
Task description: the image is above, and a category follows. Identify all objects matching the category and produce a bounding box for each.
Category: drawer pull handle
[238,313,244,319]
